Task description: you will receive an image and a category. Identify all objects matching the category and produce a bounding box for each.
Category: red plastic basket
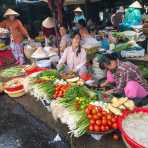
[26,68,48,75]
[80,73,92,81]
[118,108,148,148]
[5,84,23,92]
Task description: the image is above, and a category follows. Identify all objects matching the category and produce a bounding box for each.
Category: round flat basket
[88,129,115,135]
[5,89,25,98]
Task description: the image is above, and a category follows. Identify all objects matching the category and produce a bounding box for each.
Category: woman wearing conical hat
[119,1,143,31]
[0,8,31,64]
[41,17,56,47]
[73,7,86,24]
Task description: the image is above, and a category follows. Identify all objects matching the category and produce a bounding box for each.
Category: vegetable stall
[0,65,148,148]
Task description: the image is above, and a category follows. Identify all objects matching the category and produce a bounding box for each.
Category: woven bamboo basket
[84,46,99,61]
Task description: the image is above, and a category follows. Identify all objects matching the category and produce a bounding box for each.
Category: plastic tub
[118,108,148,148]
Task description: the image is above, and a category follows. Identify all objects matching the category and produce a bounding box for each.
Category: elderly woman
[57,31,87,75]
[0,8,30,64]
[42,17,56,47]
[99,54,148,99]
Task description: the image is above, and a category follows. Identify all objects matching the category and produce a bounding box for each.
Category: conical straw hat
[74,7,83,12]
[4,9,20,17]
[40,0,48,3]
[31,47,48,59]
[129,1,142,9]
[42,17,55,29]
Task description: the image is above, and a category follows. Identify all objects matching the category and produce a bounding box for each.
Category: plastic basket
[118,108,148,148]
[5,88,25,98]
[25,68,48,75]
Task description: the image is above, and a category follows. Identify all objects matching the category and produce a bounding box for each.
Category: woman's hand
[105,89,113,94]
[100,80,109,88]
[27,36,32,42]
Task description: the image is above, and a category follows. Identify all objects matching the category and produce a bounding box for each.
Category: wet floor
[0,95,69,148]
[0,93,127,148]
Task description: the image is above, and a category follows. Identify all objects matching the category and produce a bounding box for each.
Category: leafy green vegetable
[64,85,97,100]
[0,66,25,78]
[35,70,58,79]
[113,42,132,52]
[37,81,55,99]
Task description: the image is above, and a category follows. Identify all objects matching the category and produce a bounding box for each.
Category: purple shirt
[113,60,148,94]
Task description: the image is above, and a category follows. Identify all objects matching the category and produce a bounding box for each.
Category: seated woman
[99,54,148,99]
[119,1,142,31]
[57,31,87,75]
[59,25,71,54]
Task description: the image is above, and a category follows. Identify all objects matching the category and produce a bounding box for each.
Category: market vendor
[57,31,87,75]
[42,17,56,47]
[0,8,31,64]
[98,31,110,50]
[99,54,148,99]
[111,6,124,30]
[119,1,143,31]
[78,19,90,39]
[73,7,86,24]
[59,25,71,54]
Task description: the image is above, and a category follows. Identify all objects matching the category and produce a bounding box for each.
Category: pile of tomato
[53,84,70,98]
[85,104,118,132]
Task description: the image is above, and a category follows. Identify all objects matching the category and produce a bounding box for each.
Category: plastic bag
[48,134,69,148]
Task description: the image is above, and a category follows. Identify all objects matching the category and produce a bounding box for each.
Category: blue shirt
[74,15,86,23]
[101,38,109,50]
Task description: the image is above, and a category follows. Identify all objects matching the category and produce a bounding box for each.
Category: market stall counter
[1,65,147,148]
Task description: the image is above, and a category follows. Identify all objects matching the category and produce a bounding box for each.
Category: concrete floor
[0,93,126,148]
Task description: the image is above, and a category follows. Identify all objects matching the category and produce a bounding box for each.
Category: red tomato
[97,106,102,112]
[89,125,94,131]
[94,125,100,132]
[90,119,95,124]
[102,116,107,121]
[113,134,119,141]
[101,125,105,132]
[112,118,117,123]
[112,123,117,129]
[97,112,102,118]
[96,120,102,126]
[92,109,97,114]
[102,119,107,126]
[114,115,119,120]
[105,126,110,131]
[88,105,94,111]
[93,115,98,120]
[87,114,92,119]
[107,114,112,120]
[107,121,112,127]
[85,108,90,114]
[102,111,107,115]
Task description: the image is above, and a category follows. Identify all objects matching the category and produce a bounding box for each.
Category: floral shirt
[0,19,28,43]
[113,60,148,94]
